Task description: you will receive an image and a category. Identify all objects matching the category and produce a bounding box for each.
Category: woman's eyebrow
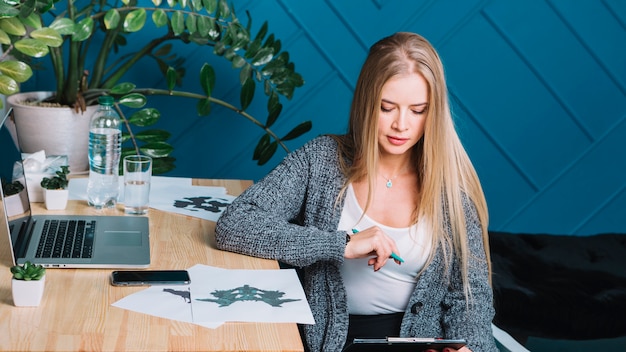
[381,98,428,107]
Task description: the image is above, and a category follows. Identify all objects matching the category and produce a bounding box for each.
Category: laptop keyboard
[35,220,96,259]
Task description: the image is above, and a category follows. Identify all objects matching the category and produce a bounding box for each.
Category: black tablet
[343,337,467,351]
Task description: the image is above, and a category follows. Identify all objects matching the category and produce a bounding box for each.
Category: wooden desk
[0,179,304,352]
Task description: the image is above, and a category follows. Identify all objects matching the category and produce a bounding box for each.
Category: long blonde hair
[334,32,490,298]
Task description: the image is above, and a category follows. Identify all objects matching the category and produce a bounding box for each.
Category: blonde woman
[216,32,497,352]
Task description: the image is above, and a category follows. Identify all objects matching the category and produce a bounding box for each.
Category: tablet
[343,337,467,351]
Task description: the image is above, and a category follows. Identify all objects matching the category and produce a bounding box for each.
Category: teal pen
[351,228,405,263]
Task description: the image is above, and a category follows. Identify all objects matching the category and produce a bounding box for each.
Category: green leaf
[134,129,171,143]
[152,9,168,28]
[0,29,9,45]
[282,121,312,141]
[231,55,246,69]
[0,3,19,18]
[140,142,174,158]
[21,12,42,29]
[0,60,32,82]
[166,67,177,91]
[196,98,211,116]
[73,17,94,42]
[119,93,147,108]
[110,82,136,94]
[266,102,282,128]
[128,108,161,126]
[217,0,230,19]
[14,38,49,58]
[213,41,225,56]
[254,21,269,42]
[30,28,62,47]
[0,75,19,95]
[191,0,203,11]
[240,78,255,111]
[104,9,120,30]
[239,63,252,85]
[253,134,270,161]
[185,13,197,34]
[199,63,215,97]
[264,79,271,96]
[196,15,210,37]
[0,17,25,36]
[267,91,279,112]
[223,47,236,61]
[227,23,250,50]
[257,141,277,165]
[204,0,218,14]
[244,37,262,60]
[171,11,185,35]
[49,18,75,35]
[152,157,176,175]
[124,9,146,33]
[251,47,274,66]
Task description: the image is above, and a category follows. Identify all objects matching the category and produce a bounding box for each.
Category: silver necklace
[379,171,402,188]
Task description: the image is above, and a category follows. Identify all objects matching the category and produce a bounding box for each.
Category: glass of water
[123,155,152,215]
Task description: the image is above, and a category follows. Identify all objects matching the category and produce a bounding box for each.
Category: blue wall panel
[18,0,626,235]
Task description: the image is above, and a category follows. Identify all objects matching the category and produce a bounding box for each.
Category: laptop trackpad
[102,231,142,246]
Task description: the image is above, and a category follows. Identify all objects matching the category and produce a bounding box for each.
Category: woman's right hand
[344,226,402,271]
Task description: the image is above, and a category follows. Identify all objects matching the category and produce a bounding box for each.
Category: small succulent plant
[1,179,24,196]
[40,165,70,190]
[10,261,46,281]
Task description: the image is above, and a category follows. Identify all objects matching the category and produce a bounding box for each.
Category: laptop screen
[0,108,33,265]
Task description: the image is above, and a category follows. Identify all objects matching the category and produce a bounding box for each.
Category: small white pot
[5,191,29,216]
[43,189,69,210]
[12,276,46,307]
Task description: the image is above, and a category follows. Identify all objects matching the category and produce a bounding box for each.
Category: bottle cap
[98,95,114,106]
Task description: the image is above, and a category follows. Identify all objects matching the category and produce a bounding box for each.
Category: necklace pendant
[386,179,393,188]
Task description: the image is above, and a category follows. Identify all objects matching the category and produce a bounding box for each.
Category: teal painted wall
[22,0,626,235]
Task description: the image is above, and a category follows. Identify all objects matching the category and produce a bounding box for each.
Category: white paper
[69,177,231,221]
[189,265,315,324]
[111,284,223,329]
[68,176,193,201]
[149,185,233,221]
[112,264,315,327]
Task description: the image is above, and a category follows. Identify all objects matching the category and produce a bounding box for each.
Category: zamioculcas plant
[0,0,311,173]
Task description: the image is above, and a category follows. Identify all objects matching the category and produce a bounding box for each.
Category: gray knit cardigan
[215,135,497,352]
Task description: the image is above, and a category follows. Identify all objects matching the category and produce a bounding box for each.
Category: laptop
[0,108,150,268]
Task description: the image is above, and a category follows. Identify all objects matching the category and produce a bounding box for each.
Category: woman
[215,32,497,352]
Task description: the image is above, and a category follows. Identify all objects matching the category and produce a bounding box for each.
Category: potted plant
[1,178,29,216]
[10,260,46,307]
[1,0,311,174]
[40,165,69,210]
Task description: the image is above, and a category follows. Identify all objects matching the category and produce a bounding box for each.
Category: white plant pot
[6,92,98,174]
[43,189,69,210]
[4,191,29,217]
[12,276,46,307]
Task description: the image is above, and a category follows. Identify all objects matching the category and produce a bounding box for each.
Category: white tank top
[338,184,431,314]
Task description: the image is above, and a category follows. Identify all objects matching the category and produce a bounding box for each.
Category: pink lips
[387,136,408,146]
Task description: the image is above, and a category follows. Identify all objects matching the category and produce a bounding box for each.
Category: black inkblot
[172,196,231,213]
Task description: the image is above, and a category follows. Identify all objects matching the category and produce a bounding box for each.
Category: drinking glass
[123,155,152,215]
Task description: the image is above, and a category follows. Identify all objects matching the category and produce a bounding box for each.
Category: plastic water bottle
[86,95,121,208]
